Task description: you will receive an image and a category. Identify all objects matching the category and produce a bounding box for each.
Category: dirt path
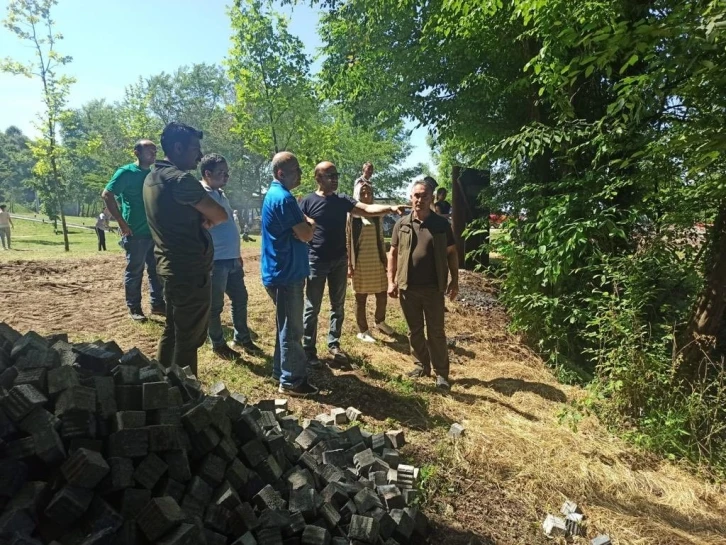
[1,254,725,545]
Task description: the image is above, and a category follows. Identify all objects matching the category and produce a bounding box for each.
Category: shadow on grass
[589,484,726,537]
[457,377,567,404]
[428,525,497,545]
[311,364,454,432]
[18,238,66,246]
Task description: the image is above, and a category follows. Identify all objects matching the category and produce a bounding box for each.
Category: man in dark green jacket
[143,122,227,374]
[388,179,459,390]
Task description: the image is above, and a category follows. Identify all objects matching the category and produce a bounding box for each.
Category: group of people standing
[261,153,459,396]
[100,121,459,396]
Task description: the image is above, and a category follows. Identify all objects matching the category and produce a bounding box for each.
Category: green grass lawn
[0,217,123,260]
[1,216,261,261]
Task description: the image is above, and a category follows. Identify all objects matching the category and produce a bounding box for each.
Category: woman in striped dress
[346,181,395,343]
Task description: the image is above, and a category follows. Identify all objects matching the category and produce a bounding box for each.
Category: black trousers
[157,274,211,376]
[399,286,449,379]
[95,228,106,251]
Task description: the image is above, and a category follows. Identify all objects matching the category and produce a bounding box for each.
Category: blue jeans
[303,256,348,357]
[266,281,307,388]
[123,236,164,310]
[208,258,251,348]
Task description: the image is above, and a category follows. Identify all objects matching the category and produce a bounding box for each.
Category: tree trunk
[680,200,726,380]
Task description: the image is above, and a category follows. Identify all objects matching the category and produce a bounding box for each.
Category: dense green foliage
[0,0,417,225]
[310,0,726,469]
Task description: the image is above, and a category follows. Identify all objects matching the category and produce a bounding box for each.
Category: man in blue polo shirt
[200,153,263,361]
[261,151,317,397]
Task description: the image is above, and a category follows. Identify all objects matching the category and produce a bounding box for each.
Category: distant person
[300,161,404,368]
[143,122,228,375]
[199,153,262,361]
[388,179,459,390]
[233,209,241,232]
[95,210,109,251]
[434,187,452,219]
[261,151,317,397]
[102,140,165,322]
[0,204,14,250]
[354,161,374,193]
[346,181,394,343]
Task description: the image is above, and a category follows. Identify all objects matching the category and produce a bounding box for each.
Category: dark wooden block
[205,529,228,545]
[93,376,117,419]
[142,381,169,410]
[44,486,93,525]
[61,448,110,488]
[102,457,134,491]
[112,365,140,386]
[348,515,379,543]
[150,406,182,426]
[225,457,251,491]
[15,367,47,392]
[3,384,47,421]
[136,496,185,541]
[68,437,102,453]
[0,508,36,537]
[189,426,220,459]
[148,424,182,452]
[165,450,192,482]
[107,428,149,458]
[60,410,96,439]
[186,475,213,503]
[198,453,227,486]
[119,347,150,368]
[181,404,211,434]
[133,452,168,490]
[114,385,142,411]
[302,525,331,545]
[113,411,146,431]
[204,504,230,534]
[120,488,151,520]
[86,497,123,534]
[389,509,414,543]
[253,483,287,511]
[6,437,36,459]
[47,366,79,395]
[215,434,239,462]
[156,476,185,504]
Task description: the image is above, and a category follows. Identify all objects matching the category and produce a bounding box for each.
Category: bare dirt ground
[1,253,725,545]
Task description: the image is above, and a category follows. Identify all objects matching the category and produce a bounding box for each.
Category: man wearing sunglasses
[300,161,405,368]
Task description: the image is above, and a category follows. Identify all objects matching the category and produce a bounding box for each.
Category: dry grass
[1,255,725,545]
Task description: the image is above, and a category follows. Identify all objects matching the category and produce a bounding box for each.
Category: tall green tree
[1,0,75,250]
[227,0,314,158]
[311,0,726,464]
[0,126,36,210]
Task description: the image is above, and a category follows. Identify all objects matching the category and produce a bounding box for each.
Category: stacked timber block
[0,324,428,544]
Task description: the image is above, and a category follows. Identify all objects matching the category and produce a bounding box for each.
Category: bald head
[272,151,301,189]
[133,139,157,168]
[314,161,340,195]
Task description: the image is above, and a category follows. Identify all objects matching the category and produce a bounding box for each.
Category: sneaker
[279,380,319,398]
[212,344,241,361]
[328,347,349,364]
[232,340,264,356]
[307,354,323,369]
[376,322,395,335]
[150,304,166,317]
[436,375,451,390]
[129,308,147,323]
[356,331,376,343]
[407,366,431,379]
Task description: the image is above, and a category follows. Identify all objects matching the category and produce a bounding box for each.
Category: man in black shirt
[143,122,228,374]
[300,161,404,367]
[435,187,452,219]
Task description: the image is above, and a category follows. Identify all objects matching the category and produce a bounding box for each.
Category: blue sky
[0,0,431,169]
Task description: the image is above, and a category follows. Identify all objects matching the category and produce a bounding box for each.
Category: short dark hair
[160,122,203,156]
[0,204,6,210]
[200,153,227,179]
[423,175,438,189]
[436,187,447,197]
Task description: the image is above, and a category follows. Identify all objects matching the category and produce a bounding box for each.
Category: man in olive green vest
[388,179,459,390]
